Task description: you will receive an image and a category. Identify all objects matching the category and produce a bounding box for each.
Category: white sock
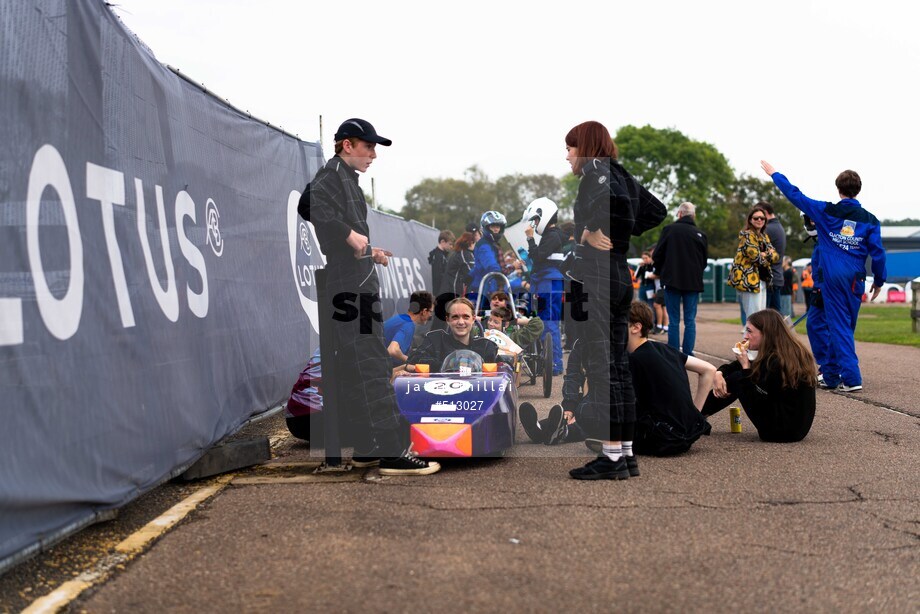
[602,443,622,461]
[662,325,669,331]
[622,441,633,457]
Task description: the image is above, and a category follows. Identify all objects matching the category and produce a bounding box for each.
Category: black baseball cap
[465,222,479,233]
[334,118,392,146]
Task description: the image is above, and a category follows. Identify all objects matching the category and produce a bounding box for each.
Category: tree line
[395,124,907,262]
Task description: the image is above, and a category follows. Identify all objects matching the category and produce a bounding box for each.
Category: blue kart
[393,360,518,458]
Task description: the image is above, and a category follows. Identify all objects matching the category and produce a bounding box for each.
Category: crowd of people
[298,116,887,479]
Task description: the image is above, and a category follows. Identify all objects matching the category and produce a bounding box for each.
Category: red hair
[565,121,617,173]
[454,231,476,251]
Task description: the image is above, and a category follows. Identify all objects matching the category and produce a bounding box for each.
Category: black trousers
[575,254,636,442]
[325,259,404,454]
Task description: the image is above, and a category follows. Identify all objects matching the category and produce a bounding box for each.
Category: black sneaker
[838,383,863,393]
[379,448,441,476]
[542,405,566,446]
[519,402,545,444]
[569,455,630,480]
[624,454,640,477]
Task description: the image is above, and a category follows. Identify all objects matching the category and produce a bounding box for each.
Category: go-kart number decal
[423,379,473,396]
[430,400,483,412]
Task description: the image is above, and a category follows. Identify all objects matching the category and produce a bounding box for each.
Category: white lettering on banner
[402,258,415,293]
[394,258,407,296]
[1,144,214,347]
[176,190,209,319]
[136,180,179,322]
[413,258,424,290]
[87,162,135,328]
[374,256,425,301]
[27,144,84,341]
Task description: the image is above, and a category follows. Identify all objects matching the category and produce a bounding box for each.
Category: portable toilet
[717,258,737,303]
[701,258,718,303]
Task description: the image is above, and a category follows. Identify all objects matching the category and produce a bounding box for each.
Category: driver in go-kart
[402,297,498,373]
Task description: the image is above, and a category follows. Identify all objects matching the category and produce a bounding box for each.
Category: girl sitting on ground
[702,309,817,442]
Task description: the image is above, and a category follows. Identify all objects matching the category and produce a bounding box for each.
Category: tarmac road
[3,303,918,612]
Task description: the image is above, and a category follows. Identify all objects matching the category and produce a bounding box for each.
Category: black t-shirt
[628,341,709,438]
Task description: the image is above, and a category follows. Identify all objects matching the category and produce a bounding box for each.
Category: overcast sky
[113,0,917,222]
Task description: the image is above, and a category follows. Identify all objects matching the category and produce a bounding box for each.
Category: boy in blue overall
[468,211,507,310]
[522,197,566,375]
[761,161,886,392]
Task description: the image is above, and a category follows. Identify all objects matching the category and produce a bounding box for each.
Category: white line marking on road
[22,474,234,614]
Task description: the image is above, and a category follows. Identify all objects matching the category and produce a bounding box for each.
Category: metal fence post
[912,280,919,334]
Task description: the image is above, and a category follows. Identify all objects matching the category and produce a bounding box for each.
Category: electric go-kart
[284,347,323,443]
[475,271,553,398]
[285,348,518,458]
[394,350,518,458]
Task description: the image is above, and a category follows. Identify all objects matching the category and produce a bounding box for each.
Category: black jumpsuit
[572,158,666,441]
[298,156,404,454]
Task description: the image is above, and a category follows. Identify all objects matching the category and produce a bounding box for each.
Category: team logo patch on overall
[840,220,857,237]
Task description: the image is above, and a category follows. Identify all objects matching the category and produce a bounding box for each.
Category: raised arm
[760,160,826,220]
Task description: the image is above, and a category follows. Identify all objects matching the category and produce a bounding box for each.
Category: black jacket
[527,226,566,280]
[574,159,667,256]
[440,250,475,296]
[765,218,787,288]
[407,330,499,370]
[297,156,369,263]
[428,247,450,295]
[653,216,708,292]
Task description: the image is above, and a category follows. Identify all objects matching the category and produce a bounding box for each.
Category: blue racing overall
[805,243,830,372]
[527,226,566,374]
[770,173,887,387]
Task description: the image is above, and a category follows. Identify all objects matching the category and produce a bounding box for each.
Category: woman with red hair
[564,121,666,480]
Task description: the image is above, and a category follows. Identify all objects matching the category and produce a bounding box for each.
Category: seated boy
[382,291,434,366]
[405,297,498,372]
[619,301,714,455]
[488,292,544,346]
[483,307,525,361]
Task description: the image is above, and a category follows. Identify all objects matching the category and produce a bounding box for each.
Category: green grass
[720,305,920,347]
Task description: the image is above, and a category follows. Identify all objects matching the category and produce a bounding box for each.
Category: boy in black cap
[298,118,439,475]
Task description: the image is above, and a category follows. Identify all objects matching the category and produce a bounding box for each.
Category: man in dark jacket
[761,201,786,312]
[652,202,708,356]
[427,230,454,297]
[297,118,439,476]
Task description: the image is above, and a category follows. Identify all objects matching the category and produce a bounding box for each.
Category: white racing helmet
[522,197,559,236]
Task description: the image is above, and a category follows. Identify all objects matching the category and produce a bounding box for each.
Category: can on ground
[730,407,742,433]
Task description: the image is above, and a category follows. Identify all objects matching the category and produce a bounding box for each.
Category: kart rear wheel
[542,341,553,398]
[286,415,313,442]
